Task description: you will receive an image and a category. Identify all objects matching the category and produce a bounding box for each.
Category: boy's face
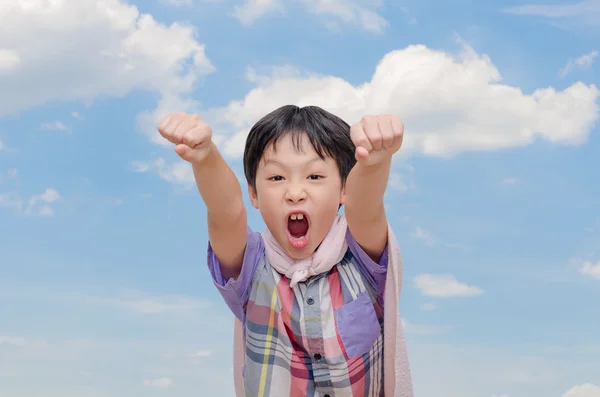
[249,132,346,260]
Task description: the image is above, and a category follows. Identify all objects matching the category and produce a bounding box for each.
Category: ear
[248,185,259,209]
[339,184,347,206]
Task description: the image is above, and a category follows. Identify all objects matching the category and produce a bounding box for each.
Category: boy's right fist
[158,112,213,164]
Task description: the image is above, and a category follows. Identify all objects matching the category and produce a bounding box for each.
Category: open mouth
[287,212,309,249]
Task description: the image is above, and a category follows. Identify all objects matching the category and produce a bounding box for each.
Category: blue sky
[1,0,599,396]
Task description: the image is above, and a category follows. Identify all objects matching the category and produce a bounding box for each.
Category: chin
[285,243,315,260]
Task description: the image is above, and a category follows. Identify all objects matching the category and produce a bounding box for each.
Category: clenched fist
[158,112,214,164]
[351,114,404,167]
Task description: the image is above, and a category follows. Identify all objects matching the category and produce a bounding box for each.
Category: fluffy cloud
[560,50,598,78]
[562,383,600,397]
[41,120,69,132]
[580,260,600,279]
[189,350,213,358]
[411,227,436,246]
[26,188,61,216]
[131,158,195,187]
[502,1,600,31]
[161,0,194,6]
[233,0,285,25]
[503,1,600,20]
[233,0,387,33]
[210,44,598,159]
[0,187,60,216]
[142,377,174,388]
[0,0,214,143]
[413,274,484,298]
[0,48,20,74]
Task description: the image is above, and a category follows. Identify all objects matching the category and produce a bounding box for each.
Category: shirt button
[307,297,314,305]
[313,353,322,360]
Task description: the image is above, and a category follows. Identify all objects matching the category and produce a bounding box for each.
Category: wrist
[354,155,392,174]
[190,141,218,167]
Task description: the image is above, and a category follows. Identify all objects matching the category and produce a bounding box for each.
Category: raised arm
[158,113,247,280]
[344,115,404,262]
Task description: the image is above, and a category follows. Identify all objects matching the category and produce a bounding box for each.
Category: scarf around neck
[232,214,414,396]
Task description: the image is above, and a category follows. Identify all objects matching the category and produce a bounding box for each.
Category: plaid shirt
[208,228,389,397]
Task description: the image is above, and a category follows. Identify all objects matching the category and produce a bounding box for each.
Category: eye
[309,175,324,180]
[269,175,284,181]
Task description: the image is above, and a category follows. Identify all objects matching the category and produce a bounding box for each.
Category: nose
[285,184,307,204]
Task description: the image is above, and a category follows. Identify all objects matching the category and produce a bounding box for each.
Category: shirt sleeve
[207,227,264,322]
[345,228,389,296]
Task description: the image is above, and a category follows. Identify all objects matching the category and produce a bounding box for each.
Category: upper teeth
[290,214,304,220]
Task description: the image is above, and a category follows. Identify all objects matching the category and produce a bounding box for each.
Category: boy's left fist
[351,114,404,166]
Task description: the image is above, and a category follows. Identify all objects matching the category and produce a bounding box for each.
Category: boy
[158,105,413,396]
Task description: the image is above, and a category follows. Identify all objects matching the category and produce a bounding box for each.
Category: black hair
[243,105,356,188]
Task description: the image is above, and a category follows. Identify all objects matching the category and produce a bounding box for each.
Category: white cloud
[502,1,600,32]
[420,303,436,311]
[413,274,484,298]
[211,44,599,159]
[161,0,193,6]
[411,227,436,246]
[131,160,152,173]
[0,192,22,211]
[388,164,415,192]
[7,168,17,177]
[560,50,598,78]
[233,0,387,33]
[131,158,195,187]
[579,260,600,279]
[188,349,214,364]
[0,0,214,145]
[39,188,60,203]
[0,283,212,316]
[303,0,388,34]
[37,205,55,217]
[142,377,174,388]
[0,138,3,151]
[0,335,28,348]
[25,188,61,216]
[503,0,600,19]
[161,0,221,6]
[71,111,84,120]
[562,383,600,397]
[0,48,20,74]
[233,0,284,25]
[1,188,60,216]
[189,350,213,358]
[41,120,69,131]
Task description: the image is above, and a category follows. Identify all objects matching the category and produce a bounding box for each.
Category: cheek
[315,185,344,210]
[255,186,279,210]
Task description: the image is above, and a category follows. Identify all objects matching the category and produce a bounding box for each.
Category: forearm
[193,142,245,224]
[193,142,247,276]
[344,158,391,260]
[345,158,391,221]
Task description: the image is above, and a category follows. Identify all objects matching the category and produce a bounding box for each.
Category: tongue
[288,218,309,238]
